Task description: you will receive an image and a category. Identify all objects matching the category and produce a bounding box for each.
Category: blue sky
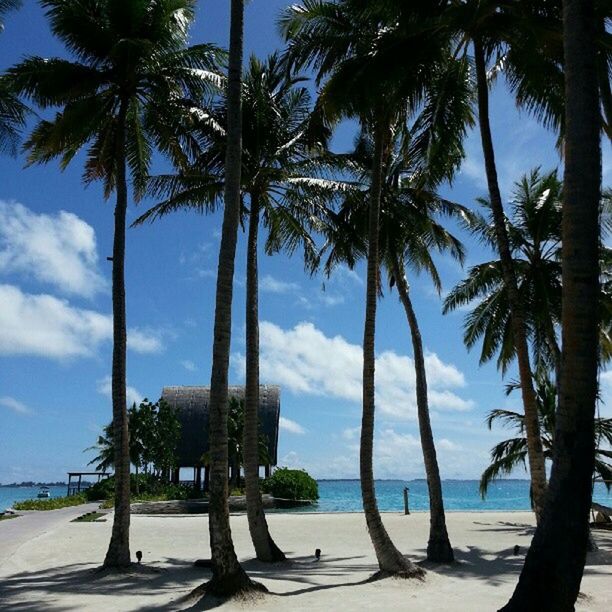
[1,1,611,484]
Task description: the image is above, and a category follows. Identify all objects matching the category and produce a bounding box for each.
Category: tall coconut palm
[319,116,473,563]
[439,0,550,518]
[8,0,222,569]
[0,0,26,154]
[198,0,263,596]
[135,53,338,562]
[282,0,464,577]
[501,0,603,607]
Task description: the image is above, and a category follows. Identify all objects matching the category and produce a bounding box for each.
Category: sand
[0,509,610,611]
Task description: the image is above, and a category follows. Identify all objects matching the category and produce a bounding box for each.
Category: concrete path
[0,503,101,569]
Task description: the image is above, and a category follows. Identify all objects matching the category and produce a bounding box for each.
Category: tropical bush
[262,468,319,501]
[84,473,201,502]
[13,494,87,511]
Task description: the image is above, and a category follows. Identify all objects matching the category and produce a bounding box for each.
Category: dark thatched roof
[161,385,280,467]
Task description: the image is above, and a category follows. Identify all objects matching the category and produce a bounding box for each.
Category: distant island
[0,481,66,488]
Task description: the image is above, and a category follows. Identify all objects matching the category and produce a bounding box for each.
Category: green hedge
[13,494,87,511]
[262,468,319,501]
[85,474,201,502]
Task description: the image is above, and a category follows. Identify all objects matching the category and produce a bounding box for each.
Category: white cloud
[288,426,484,480]
[181,360,198,372]
[232,321,473,419]
[0,396,31,415]
[319,293,345,307]
[96,375,143,407]
[438,438,463,451]
[342,426,360,440]
[128,328,163,353]
[0,201,106,298]
[0,284,163,359]
[279,416,306,435]
[260,275,300,294]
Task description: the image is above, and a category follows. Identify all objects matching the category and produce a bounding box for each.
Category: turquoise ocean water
[1,480,610,513]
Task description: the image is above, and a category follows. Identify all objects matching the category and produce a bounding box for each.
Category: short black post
[403,487,410,515]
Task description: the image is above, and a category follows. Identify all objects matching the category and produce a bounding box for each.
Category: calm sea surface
[1,480,610,513]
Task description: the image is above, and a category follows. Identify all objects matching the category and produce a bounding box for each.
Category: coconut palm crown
[443,169,612,374]
[0,0,26,154]
[7,0,224,569]
[480,373,612,498]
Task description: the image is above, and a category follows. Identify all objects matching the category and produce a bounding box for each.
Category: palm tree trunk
[244,193,286,562]
[391,255,454,563]
[474,39,548,521]
[501,0,602,608]
[597,18,612,139]
[360,120,423,579]
[203,0,262,597]
[103,100,131,569]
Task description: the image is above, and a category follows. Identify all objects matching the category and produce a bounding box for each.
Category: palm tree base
[370,565,425,582]
[256,541,287,563]
[253,532,286,563]
[426,536,454,563]
[194,570,268,598]
[102,545,131,570]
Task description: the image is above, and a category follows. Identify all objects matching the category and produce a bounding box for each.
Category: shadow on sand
[1,524,610,610]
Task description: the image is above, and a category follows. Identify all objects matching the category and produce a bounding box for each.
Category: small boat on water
[37,486,51,499]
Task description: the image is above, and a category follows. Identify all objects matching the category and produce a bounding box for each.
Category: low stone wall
[130,494,314,515]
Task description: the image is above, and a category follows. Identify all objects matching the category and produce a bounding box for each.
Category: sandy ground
[0,509,610,611]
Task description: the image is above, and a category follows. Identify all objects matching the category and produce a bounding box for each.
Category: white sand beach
[0,509,610,611]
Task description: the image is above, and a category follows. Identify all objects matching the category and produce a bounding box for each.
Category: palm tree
[319,120,473,563]
[198,0,263,596]
[444,0,549,519]
[444,169,563,379]
[444,169,611,379]
[135,53,339,561]
[480,374,612,498]
[0,0,26,154]
[8,0,222,569]
[501,0,604,607]
[281,0,465,577]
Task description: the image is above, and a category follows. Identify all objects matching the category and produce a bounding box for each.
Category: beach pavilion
[161,385,281,490]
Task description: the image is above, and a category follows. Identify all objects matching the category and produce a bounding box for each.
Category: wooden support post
[265,464,271,478]
[67,475,72,497]
[173,468,180,484]
[195,466,202,491]
[403,487,410,515]
[204,465,210,492]
[78,474,82,494]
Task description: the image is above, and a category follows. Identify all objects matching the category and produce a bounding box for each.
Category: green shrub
[13,494,87,511]
[262,468,318,501]
[85,473,201,503]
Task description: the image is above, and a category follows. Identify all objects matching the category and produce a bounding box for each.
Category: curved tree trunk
[360,120,424,579]
[474,40,548,521]
[244,193,286,562]
[502,0,601,608]
[104,100,131,569]
[203,0,262,597]
[391,256,454,563]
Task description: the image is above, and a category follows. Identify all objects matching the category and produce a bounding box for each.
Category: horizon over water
[1,479,610,513]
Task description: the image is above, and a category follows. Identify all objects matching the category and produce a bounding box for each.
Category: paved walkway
[0,503,101,569]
